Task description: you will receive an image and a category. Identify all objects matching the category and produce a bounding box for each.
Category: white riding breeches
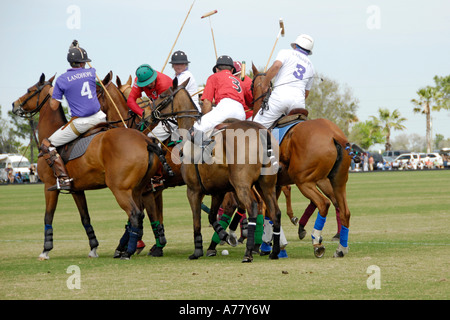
[194,98,246,136]
[253,88,305,129]
[148,120,179,142]
[48,110,106,147]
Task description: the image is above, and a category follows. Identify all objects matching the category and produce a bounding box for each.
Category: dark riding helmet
[212,55,236,73]
[67,40,92,64]
[169,50,190,64]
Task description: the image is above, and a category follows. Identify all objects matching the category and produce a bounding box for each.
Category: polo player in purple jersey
[40,40,106,191]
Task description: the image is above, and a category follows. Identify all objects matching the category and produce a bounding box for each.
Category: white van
[392,153,420,170]
[0,154,31,182]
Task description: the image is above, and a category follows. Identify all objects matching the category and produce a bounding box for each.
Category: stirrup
[47,178,73,191]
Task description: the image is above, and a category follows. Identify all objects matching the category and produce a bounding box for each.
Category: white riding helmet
[291,34,314,55]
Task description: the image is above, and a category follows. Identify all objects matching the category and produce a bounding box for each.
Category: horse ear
[252,63,258,75]
[102,71,112,85]
[39,73,45,84]
[48,74,56,84]
[180,78,190,88]
[116,75,122,87]
[127,75,132,85]
[172,77,178,89]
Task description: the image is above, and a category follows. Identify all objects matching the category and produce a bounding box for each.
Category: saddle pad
[67,133,98,161]
[272,120,304,145]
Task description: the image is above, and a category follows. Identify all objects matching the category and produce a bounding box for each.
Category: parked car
[392,153,420,170]
[382,150,410,158]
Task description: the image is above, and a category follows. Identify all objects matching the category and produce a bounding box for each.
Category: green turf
[0,170,449,300]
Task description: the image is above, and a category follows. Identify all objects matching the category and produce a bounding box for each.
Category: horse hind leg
[255,180,282,260]
[296,181,331,258]
[110,189,145,260]
[233,185,259,263]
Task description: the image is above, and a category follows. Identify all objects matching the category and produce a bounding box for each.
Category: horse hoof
[189,249,203,260]
[291,216,299,226]
[228,233,238,247]
[269,252,279,260]
[38,251,50,261]
[120,252,132,260]
[113,249,124,258]
[314,245,325,258]
[333,244,348,258]
[88,247,99,258]
[298,225,306,240]
[242,255,253,263]
[149,246,163,257]
[333,250,344,258]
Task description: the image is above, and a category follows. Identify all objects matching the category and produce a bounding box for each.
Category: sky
[1,0,449,149]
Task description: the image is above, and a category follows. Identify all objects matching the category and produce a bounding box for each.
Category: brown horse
[150,77,281,262]
[12,73,161,260]
[251,64,353,258]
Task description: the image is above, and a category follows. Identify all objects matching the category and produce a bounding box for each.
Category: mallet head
[201,10,218,19]
[279,19,285,37]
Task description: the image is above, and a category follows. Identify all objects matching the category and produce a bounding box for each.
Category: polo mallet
[201,10,218,60]
[161,0,196,73]
[264,18,285,72]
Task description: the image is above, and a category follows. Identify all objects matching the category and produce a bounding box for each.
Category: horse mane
[56,102,68,124]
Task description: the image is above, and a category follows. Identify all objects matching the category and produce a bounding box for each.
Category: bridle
[251,72,271,114]
[13,80,52,118]
[149,85,202,124]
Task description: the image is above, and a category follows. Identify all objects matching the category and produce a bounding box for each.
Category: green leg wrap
[255,214,264,245]
[151,221,166,248]
[211,214,231,244]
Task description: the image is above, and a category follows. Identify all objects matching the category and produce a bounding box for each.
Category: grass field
[0,170,449,300]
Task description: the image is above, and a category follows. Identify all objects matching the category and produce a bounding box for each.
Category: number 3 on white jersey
[81,81,93,99]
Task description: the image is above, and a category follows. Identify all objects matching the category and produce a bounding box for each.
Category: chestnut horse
[150,78,281,262]
[251,64,353,258]
[12,73,161,260]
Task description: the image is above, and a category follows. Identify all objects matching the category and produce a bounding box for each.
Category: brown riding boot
[39,139,73,191]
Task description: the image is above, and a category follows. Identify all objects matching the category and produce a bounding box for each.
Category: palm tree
[370,108,406,151]
[411,86,437,153]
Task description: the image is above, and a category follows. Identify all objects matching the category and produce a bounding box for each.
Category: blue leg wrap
[127,226,142,255]
[45,224,52,231]
[340,226,349,247]
[313,213,327,231]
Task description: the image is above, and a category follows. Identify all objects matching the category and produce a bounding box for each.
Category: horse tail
[328,136,358,181]
[327,139,344,181]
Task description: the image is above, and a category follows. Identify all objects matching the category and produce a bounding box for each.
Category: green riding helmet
[136,64,157,87]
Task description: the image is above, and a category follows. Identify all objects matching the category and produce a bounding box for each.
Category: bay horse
[12,73,161,260]
[150,77,282,262]
[251,64,353,258]
[115,74,186,257]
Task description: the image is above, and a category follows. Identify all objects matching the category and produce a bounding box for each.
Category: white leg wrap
[311,228,322,245]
